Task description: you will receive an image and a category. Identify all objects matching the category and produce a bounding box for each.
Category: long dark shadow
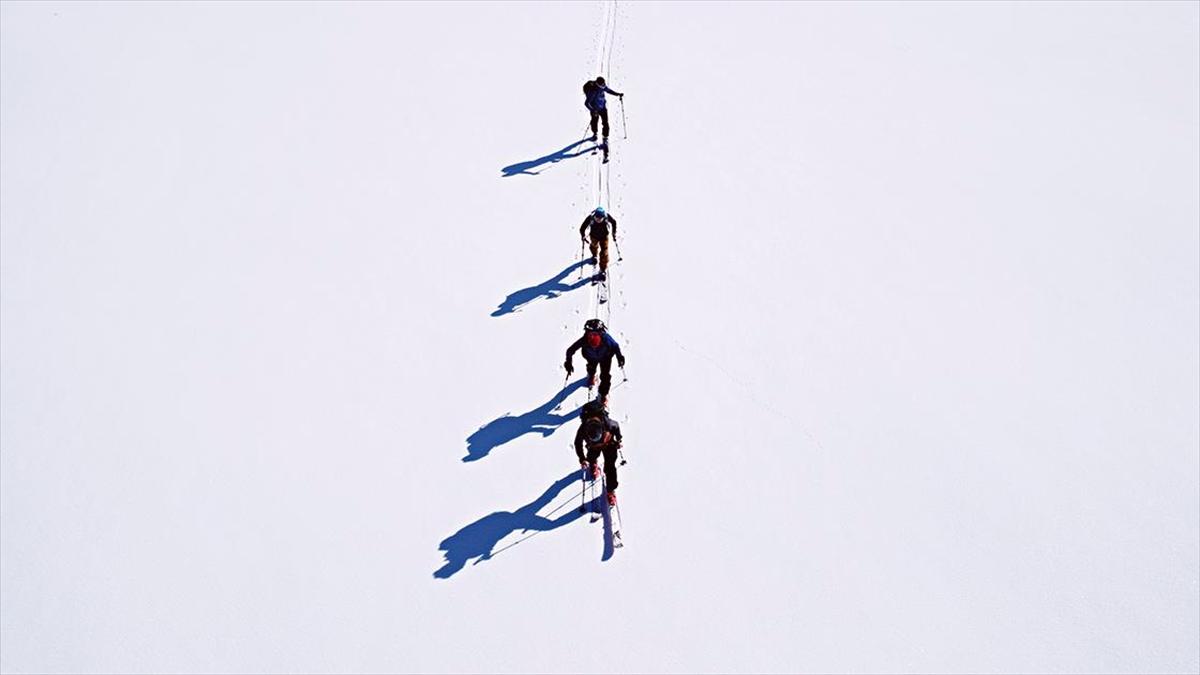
[434,472,592,579]
[463,379,585,463]
[501,138,598,177]
[492,259,592,317]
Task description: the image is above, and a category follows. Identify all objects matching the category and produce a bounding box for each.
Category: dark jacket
[580,214,618,242]
[584,80,623,111]
[574,416,622,460]
[566,331,624,364]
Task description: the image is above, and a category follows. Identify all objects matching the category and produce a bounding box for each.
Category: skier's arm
[564,337,584,371]
[579,218,590,241]
[608,215,618,240]
[574,427,587,463]
[609,420,622,447]
[611,339,626,368]
[603,86,624,98]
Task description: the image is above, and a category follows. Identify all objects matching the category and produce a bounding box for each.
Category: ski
[600,476,623,551]
[611,497,623,548]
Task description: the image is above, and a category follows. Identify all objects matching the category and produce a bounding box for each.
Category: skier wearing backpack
[583,76,624,143]
[563,319,625,402]
[575,399,623,506]
[579,206,618,279]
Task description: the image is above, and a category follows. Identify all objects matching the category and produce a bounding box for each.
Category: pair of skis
[578,465,623,549]
[590,137,609,163]
[592,270,609,304]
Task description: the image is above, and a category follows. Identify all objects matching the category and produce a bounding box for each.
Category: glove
[563,359,573,374]
[618,93,624,98]
[617,355,626,368]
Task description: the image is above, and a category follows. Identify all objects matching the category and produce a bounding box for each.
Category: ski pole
[618,446,627,466]
[613,236,623,262]
[579,466,588,513]
[620,97,628,139]
[620,365,628,383]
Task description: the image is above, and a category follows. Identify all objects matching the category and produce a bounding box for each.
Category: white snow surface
[2,1,1198,673]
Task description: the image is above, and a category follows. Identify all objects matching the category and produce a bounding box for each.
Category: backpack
[583,80,600,109]
[580,399,607,422]
[589,217,609,240]
[580,407,610,447]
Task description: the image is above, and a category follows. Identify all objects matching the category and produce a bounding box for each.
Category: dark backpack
[580,399,607,422]
[581,414,609,447]
[589,217,609,240]
[583,80,601,109]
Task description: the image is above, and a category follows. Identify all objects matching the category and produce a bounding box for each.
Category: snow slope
[2,1,1198,672]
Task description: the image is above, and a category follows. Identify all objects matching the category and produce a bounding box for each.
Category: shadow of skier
[463,379,585,462]
[492,259,592,317]
[434,472,591,579]
[501,138,598,177]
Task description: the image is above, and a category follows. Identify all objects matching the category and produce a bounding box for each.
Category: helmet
[584,420,606,444]
[593,206,606,219]
[586,332,602,348]
[584,319,606,332]
[596,76,606,86]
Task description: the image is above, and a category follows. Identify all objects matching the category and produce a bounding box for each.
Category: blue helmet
[593,206,606,218]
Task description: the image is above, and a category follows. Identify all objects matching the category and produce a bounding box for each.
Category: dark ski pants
[589,108,610,140]
[586,442,620,491]
[585,356,614,397]
[589,236,610,272]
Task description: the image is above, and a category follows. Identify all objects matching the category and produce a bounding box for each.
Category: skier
[575,399,623,506]
[579,206,618,279]
[563,319,625,402]
[583,76,624,143]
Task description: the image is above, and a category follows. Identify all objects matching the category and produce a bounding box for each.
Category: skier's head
[584,319,606,333]
[584,419,606,444]
[586,332,603,349]
[592,206,606,220]
[595,76,606,86]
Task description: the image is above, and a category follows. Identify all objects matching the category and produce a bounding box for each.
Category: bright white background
[2,2,1197,673]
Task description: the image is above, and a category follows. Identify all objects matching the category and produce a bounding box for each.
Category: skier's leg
[586,444,603,480]
[601,109,611,140]
[589,239,600,260]
[602,444,619,491]
[589,110,599,138]
[598,357,613,397]
[586,360,598,388]
[599,238,610,272]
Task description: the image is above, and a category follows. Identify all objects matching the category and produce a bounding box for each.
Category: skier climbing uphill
[583,76,623,142]
[563,319,625,403]
[580,206,618,279]
[575,399,623,506]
